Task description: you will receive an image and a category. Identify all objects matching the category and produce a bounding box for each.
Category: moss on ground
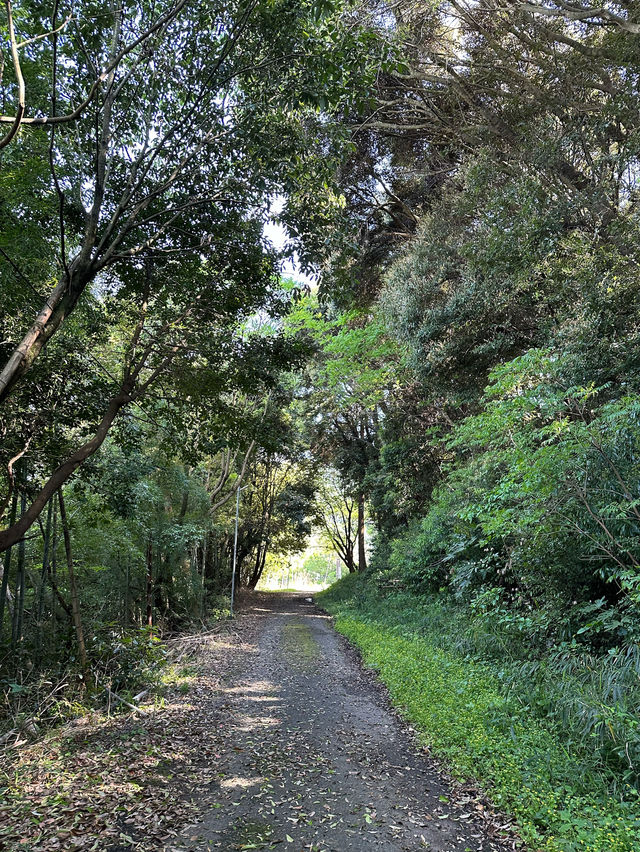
[283,621,318,666]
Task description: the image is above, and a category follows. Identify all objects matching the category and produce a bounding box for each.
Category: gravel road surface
[179,592,513,852]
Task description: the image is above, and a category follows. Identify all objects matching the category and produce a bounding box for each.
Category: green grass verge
[317,575,640,852]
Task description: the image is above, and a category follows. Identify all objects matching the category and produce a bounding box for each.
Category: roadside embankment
[317,575,640,852]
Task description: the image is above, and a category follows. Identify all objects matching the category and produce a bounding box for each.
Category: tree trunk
[357,491,367,572]
[123,552,130,628]
[50,496,59,651]
[47,502,75,650]
[45,499,71,630]
[0,383,133,552]
[146,534,154,632]
[248,544,268,590]
[37,499,54,623]
[251,541,264,589]
[11,491,27,649]
[200,534,208,618]
[247,534,268,590]
[58,489,87,675]
[154,549,166,617]
[0,263,90,405]
[0,490,18,638]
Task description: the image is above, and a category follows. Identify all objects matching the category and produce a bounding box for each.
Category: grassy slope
[317,575,640,852]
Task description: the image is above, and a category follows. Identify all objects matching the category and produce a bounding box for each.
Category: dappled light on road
[180,592,512,852]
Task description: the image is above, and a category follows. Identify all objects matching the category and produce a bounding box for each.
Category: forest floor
[0,593,519,852]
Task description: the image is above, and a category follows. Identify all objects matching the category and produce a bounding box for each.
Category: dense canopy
[2,2,640,849]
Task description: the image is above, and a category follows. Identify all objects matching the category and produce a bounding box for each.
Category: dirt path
[176,592,513,852]
[1,592,516,852]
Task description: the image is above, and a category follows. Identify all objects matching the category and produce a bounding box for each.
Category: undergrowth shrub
[91,625,167,696]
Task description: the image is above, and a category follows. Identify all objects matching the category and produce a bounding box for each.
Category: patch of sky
[263,196,316,290]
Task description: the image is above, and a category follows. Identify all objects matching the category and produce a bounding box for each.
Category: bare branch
[0,0,25,150]
[520,1,640,33]
[0,0,189,131]
[16,12,72,49]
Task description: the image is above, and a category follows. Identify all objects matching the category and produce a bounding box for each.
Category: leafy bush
[91,625,167,696]
[369,349,640,647]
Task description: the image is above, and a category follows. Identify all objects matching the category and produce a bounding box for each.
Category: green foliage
[5,1,640,837]
[92,626,166,697]
[0,0,380,718]
[286,298,406,409]
[301,551,336,584]
[367,346,640,632]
